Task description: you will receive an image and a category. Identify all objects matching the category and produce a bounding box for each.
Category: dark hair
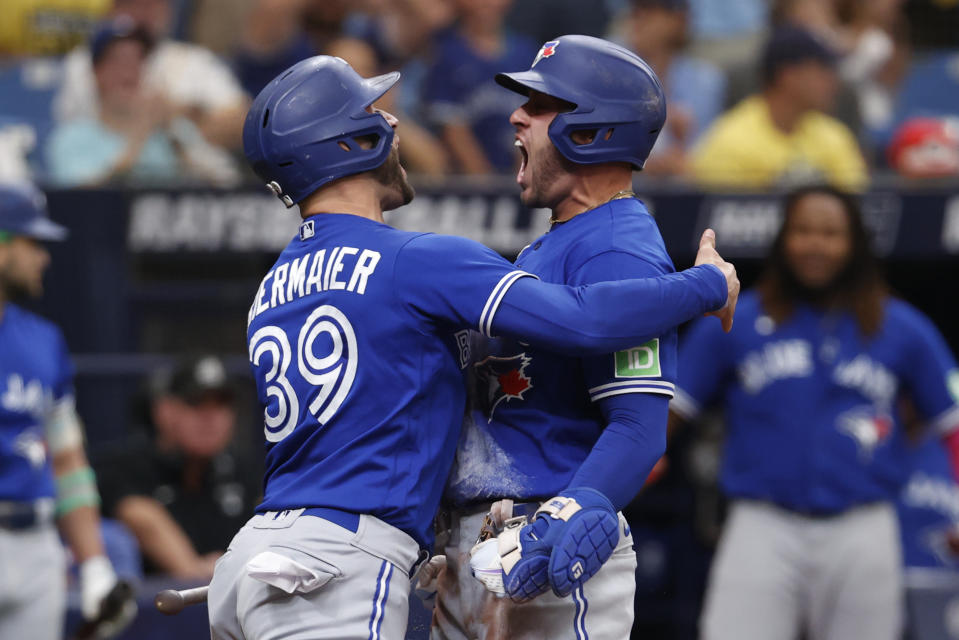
[90,17,153,65]
[757,184,887,336]
[760,24,838,88]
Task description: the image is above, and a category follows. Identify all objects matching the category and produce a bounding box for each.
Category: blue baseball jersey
[247,214,537,549]
[0,303,74,502]
[673,290,959,513]
[446,197,678,504]
[897,435,959,569]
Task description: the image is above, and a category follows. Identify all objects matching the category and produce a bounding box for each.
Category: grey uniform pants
[700,500,903,640]
[209,509,421,640]
[0,525,66,640]
[432,509,636,640]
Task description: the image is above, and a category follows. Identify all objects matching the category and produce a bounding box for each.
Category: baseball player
[896,425,959,571]
[206,55,738,639]
[431,35,694,639]
[0,183,135,639]
[669,185,959,640]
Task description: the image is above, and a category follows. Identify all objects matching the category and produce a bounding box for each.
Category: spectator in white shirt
[53,0,249,150]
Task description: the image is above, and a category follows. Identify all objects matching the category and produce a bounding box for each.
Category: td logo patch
[614,339,661,378]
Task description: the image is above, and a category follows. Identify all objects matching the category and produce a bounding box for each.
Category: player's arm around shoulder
[390,231,534,334]
[567,228,738,332]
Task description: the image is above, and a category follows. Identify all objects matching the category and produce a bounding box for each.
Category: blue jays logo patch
[473,353,533,420]
[837,406,892,461]
[531,41,559,68]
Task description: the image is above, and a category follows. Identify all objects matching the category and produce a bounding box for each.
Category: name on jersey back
[248,246,381,324]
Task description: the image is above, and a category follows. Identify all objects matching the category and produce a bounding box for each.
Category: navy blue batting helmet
[243,56,400,207]
[0,183,67,241]
[495,35,666,169]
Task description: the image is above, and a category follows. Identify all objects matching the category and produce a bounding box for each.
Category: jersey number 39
[249,305,358,442]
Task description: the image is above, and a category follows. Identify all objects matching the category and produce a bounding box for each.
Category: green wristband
[55,467,101,516]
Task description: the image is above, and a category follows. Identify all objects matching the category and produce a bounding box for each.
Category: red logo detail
[498,368,531,398]
[473,353,534,419]
[875,415,892,441]
[531,41,560,68]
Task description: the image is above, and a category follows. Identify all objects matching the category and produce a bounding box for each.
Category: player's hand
[494,488,621,602]
[695,228,739,332]
[414,554,447,602]
[78,556,137,638]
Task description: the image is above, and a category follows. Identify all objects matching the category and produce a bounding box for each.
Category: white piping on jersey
[591,386,676,402]
[588,380,675,394]
[479,270,537,337]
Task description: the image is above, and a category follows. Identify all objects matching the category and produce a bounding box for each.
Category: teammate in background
[0,183,134,638]
[668,185,959,640]
[432,35,693,639]
[207,55,738,639]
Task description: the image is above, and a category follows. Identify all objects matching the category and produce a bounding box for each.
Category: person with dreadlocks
[668,184,959,640]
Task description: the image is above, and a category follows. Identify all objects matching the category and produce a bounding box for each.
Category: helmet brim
[495,70,579,107]
[362,71,401,106]
[23,217,68,242]
[495,70,544,97]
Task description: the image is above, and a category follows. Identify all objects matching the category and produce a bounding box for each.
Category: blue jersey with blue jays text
[674,291,959,513]
[896,435,959,569]
[0,303,74,502]
[446,197,677,504]
[247,214,536,548]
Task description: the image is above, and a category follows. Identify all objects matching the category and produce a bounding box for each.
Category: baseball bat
[154,585,210,615]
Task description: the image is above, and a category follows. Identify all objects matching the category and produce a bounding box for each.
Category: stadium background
[2,0,959,638]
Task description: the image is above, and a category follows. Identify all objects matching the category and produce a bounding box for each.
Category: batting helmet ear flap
[243,57,399,207]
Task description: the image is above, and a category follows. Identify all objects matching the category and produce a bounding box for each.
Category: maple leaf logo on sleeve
[472,353,533,420]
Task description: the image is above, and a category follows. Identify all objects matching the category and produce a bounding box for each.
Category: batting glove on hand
[499,488,620,602]
[79,556,137,638]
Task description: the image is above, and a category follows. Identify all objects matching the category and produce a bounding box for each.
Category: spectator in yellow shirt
[691,25,868,191]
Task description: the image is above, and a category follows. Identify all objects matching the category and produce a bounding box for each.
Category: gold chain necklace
[550,189,637,224]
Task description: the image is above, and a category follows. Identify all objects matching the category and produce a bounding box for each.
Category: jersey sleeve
[571,251,678,402]
[393,233,535,334]
[671,313,735,420]
[897,305,959,434]
[567,391,669,510]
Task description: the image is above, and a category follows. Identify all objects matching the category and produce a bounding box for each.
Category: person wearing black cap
[690,24,868,191]
[95,354,261,579]
[0,183,134,639]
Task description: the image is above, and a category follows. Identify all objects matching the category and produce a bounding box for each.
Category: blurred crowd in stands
[1,0,959,190]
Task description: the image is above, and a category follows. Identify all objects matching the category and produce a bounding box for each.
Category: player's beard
[374,146,415,211]
[0,273,40,303]
[521,142,573,210]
